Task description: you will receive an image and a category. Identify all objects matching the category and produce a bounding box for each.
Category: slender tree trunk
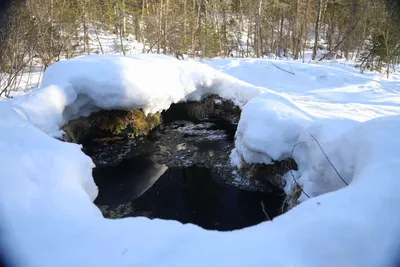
[246,21,251,57]
[122,0,126,36]
[312,0,322,60]
[157,0,163,53]
[278,11,284,56]
[292,0,299,59]
[183,0,187,45]
[163,0,169,54]
[82,1,89,54]
[192,0,202,57]
[345,0,357,59]
[255,0,263,57]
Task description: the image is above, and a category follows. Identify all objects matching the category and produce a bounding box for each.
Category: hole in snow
[93,155,283,231]
[89,118,284,231]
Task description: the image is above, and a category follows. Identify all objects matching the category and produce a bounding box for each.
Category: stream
[88,119,283,231]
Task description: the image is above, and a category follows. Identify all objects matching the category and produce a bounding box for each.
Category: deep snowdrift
[2,55,400,267]
[220,58,400,199]
[12,54,265,137]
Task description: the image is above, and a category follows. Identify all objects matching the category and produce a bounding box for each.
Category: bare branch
[266,61,295,75]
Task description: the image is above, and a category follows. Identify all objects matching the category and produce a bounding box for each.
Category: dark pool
[93,144,283,231]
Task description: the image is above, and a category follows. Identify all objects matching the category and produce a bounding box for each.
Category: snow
[233,92,312,165]
[11,54,265,137]
[222,58,400,199]
[208,58,400,121]
[1,55,400,267]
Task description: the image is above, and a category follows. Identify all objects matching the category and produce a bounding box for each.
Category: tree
[312,0,322,60]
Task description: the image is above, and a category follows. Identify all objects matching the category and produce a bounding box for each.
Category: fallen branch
[266,61,295,75]
[260,201,271,221]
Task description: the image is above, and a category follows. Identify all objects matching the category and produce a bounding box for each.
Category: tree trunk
[345,0,357,60]
[255,0,263,57]
[82,1,89,54]
[163,0,169,54]
[278,11,284,56]
[312,0,322,60]
[157,0,163,53]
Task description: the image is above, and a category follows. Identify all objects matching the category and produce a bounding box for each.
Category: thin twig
[289,142,311,199]
[260,201,271,221]
[310,134,348,186]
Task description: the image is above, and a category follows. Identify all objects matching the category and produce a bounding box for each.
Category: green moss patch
[98,203,134,219]
[61,109,161,143]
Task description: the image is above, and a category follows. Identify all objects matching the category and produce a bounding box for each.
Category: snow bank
[1,101,400,267]
[11,54,265,136]
[232,92,312,165]
[2,55,400,266]
[219,58,400,199]
[208,58,400,121]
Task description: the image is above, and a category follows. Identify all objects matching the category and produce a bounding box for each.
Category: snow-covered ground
[209,58,400,200]
[1,54,400,267]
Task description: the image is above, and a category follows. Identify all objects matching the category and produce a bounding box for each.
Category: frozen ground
[1,54,400,267]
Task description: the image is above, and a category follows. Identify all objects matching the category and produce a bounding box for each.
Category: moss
[61,95,238,144]
[170,94,242,123]
[236,158,297,193]
[98,203,134,219]
[236,157,304,212]
[187,101,208,118]
[61,109,162,143]
[128,110,161,137]
[61,117,92,143]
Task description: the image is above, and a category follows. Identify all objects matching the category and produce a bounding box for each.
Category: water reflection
[94,151,282,231]
[93,154,168,205]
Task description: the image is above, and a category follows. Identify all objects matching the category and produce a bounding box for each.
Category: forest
[0,0,400,96]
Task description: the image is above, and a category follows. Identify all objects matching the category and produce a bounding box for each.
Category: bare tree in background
[312,0,322,60]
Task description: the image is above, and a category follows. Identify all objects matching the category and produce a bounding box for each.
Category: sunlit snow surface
[1,55,400,267]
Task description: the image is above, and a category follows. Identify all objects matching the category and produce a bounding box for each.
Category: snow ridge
[1,55,400,267]
[12,54,265,137]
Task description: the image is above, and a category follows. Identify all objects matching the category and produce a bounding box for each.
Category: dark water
[93,141,283,231]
